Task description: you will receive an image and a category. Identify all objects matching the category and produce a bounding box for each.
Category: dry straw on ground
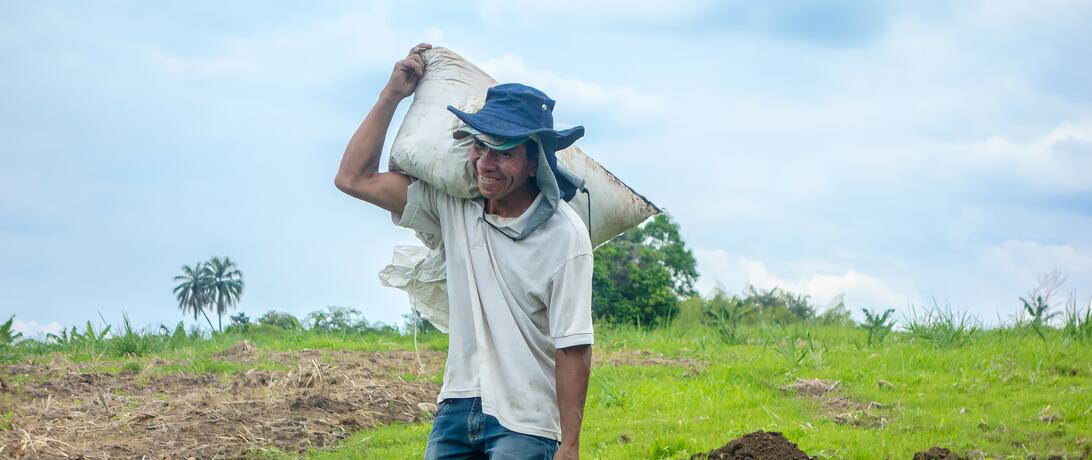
[0,343,445,459]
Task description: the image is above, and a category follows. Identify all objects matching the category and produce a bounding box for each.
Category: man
[335,43,593,460]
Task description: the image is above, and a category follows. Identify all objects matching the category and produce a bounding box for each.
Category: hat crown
[480,83,556,131]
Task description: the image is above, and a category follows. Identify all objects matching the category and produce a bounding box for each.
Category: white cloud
[981,240,1092,290]
[12,319,64,338]
[474,0,714,26]
[966,120,1092,193]
[478,54,662,119]
[146,9,400,82]
[693,248,907,310]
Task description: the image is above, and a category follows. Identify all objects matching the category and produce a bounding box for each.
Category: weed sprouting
[1062,295,1092,343]
[768,329,825,373]
[860,308,896,346]
[594,371,628,410]
[702,293,753,344]
[902,302,981,348]
[1019,270,1066,340]
[0,316,23,346]
[108,314,157,357]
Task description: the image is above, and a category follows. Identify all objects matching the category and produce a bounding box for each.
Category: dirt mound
[0,349,445,459]
[218,338,256,356]
[913,446,967,460]
[782,378,895,428]
[691,430,815,460]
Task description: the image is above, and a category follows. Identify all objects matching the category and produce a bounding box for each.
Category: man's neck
[486,184,540,218]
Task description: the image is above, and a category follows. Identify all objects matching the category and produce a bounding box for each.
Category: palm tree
[174,262,215,331]
[203,256,244,332]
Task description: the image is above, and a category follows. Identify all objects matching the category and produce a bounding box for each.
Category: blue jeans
[424,397,559,460]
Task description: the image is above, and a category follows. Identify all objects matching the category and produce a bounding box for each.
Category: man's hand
[335,43,431,214]
[554,443,579,460]
[382,43,431,102]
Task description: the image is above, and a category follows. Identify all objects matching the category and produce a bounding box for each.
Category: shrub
[816,295,854,326]
[258,311,302,330]
[702,288,753,344]
[230,312,251,328]
[1019,270,1066,340]
[860,308,896,346]
[0,316,22,346]
[305,306,368,333]
[403,311,441,334]
[739,285,816,322]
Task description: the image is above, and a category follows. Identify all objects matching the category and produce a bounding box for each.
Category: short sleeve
[546,254,594,349]
[395,180,443,237]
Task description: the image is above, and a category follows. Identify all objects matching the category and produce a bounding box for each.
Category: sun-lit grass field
[307,322,1091,459]
[2,308,1090,459]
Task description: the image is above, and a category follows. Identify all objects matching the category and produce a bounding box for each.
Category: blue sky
[3,1,1091,336]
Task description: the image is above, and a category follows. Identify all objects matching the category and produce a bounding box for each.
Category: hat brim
[447,105,584,150]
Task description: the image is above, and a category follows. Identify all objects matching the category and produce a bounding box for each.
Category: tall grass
[1061,295,1092,342]
[901,301,981,348]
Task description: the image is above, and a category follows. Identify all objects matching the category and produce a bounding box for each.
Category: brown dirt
[691,430,815,460]
[0,346,445,459]
[596,349,706,375]
[913,446,968,460]
[782,378,896,428]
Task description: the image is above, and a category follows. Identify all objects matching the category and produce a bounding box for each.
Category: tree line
[166,215,853,334]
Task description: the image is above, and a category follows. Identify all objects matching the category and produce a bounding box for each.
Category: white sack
[378,244,449,332]
[388,47,659,246]
[380,47,658,330]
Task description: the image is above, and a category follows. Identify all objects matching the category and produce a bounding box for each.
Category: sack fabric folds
[379,47,659,330]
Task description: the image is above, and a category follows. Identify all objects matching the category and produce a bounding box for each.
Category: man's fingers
[410,55,425,76]
[408,42,432,56]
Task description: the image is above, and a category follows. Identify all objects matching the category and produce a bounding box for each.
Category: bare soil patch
[782,378,896,428]
[596,349,706,375]
[0,346,445,459]
[691,430,815,460]
[913,446,967,460]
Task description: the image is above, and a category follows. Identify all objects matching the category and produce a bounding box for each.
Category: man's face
[469,140,537,201]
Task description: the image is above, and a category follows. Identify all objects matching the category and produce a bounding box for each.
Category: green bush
[0,316,22,346]
[258,311,303,330]
[592,214,698,327]
[702,288,753,344]
[737,285,816,323]
[305,306,367,333]
[860,308,896,346]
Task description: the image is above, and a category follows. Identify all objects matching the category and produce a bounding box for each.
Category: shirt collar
[480,191,545,238]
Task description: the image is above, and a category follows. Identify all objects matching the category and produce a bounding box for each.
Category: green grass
[3,318,1089,459]
[309,323,1091,459]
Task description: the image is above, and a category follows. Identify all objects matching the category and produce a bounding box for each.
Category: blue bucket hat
[448,83,587,241]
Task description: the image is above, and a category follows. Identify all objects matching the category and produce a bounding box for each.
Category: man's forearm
[336,90,400,185]
[555,344,592,452]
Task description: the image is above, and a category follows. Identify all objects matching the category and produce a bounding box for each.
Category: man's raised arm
[334,43,431,215]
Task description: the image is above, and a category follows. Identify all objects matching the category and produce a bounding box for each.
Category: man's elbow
[335,172,370,197]
[334,174,354,194]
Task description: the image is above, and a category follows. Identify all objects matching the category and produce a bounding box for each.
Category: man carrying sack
[335,43,593,459]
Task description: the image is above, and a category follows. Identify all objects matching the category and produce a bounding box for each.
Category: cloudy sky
[3,1,1091,337]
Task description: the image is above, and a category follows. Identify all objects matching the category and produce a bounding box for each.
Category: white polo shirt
[396,180,594,441]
